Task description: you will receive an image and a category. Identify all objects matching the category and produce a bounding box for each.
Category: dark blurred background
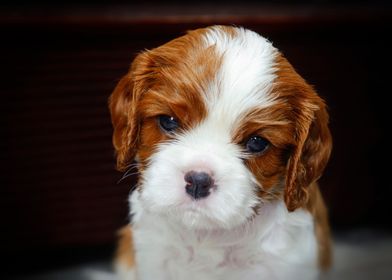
[1,0,391,278]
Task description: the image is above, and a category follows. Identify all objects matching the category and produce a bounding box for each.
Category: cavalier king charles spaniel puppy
[109,25,332,280]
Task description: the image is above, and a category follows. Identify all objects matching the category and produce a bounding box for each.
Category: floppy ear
[109,73,136,171]
[109,52,153,171]
[284,95,332,211]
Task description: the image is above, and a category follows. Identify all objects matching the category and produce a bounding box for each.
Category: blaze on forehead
[195,26,280,135]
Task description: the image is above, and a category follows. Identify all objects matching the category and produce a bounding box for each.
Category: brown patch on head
[109,27,223,171]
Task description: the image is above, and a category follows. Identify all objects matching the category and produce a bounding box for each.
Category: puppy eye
[245,136,269,154]
[158,115,179,133]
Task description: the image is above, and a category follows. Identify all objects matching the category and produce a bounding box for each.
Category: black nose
[184,171,213,199]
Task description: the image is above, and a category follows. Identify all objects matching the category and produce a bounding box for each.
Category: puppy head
[109,26,332,229]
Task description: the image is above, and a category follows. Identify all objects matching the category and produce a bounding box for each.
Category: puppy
[109,25,332,280]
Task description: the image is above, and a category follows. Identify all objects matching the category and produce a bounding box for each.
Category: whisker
[117,164,140,184]
[119,171,140,181]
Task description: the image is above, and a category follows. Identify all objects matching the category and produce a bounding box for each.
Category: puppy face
[110,26,332,230]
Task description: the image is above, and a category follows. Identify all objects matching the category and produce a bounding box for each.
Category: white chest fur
[128,191,319,280]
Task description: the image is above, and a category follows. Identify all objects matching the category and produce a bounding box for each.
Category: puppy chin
[153,199,258,231]
[177,207,234,230]
[138,141,261,230]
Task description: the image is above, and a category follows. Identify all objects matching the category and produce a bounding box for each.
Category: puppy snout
[184,171,214,200]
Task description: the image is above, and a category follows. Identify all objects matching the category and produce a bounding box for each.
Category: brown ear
[284,95,332,211]
[109,51,153,171]
[109,72,138,171]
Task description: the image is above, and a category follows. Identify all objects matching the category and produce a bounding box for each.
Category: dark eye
[245,136,269,154]
[158,115,179,133]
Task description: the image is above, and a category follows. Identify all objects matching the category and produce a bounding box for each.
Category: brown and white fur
[109,25,332,280]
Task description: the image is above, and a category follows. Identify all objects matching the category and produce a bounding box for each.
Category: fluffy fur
[109,25,332,280]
